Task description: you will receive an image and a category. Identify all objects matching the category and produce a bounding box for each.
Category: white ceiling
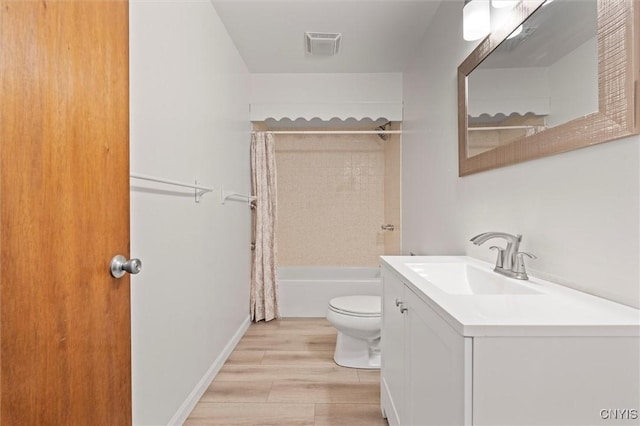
[210,0,443,73]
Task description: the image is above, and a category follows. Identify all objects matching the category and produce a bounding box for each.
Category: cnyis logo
[599,409,639,420]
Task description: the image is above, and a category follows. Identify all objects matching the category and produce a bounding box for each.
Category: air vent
[305,32,341,56]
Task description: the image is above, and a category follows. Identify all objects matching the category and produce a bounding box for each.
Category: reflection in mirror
[466,0,598,158]
[458,0,639,176]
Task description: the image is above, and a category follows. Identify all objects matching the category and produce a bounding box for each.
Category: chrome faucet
[470,232,536,280]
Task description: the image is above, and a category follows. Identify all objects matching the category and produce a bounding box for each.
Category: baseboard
[168,315,251,425]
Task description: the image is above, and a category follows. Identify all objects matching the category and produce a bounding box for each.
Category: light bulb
[492,0,518,8]
[463,0,491,41]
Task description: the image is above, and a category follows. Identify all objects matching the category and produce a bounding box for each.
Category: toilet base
[333,331,380,369]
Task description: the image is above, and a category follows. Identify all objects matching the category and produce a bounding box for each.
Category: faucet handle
[489,246,505,269]
[514,252,537,280]
[517,252,536,260]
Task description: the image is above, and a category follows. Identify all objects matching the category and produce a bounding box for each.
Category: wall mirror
[458,0,639,176]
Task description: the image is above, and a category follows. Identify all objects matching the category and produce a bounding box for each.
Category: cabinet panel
[473,337,640,426]
[405,288,466,426]
[381,257,639,426]
[381,268,406,425]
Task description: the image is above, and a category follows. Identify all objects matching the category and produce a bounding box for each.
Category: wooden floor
[185,318,388,426]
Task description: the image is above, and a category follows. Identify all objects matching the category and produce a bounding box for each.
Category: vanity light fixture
[463,0,491,41]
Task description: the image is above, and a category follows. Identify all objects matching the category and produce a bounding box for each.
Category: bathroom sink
[405,262,541,295]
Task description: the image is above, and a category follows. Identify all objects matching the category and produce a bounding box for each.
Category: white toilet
[326,295,381,369]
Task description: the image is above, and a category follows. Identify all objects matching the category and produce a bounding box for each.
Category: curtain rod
[252,130,402,135]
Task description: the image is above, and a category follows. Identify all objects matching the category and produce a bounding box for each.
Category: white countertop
[381,256,640,337]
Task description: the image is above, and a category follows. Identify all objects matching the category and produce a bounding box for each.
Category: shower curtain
[250,132,279,322]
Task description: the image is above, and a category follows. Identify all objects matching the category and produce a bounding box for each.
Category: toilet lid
[328,296,381,317]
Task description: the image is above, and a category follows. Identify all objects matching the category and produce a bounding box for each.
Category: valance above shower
[250,102,402,122]
[250,73,403,122]
[257,117,399,133]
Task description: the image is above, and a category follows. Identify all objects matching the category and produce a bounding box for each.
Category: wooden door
[0,1,131,424]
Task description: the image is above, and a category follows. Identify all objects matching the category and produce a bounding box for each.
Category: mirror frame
[458,0,639,176]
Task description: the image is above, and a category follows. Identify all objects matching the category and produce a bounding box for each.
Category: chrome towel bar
[130,173,213,203]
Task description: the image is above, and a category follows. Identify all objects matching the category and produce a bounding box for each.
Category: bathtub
[277,267,382,317]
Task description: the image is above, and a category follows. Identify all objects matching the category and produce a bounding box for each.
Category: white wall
[547,37,598,127]
[467,37,598,123]
[250,73,403,121]
[130,2,251,424]
[468,67,550,117]
[402,1,640,309]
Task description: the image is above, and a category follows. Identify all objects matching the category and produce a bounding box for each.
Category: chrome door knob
[110,255,142,278]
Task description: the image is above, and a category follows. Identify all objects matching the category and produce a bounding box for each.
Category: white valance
[250,101,402,122]
[467,97,550,118]
[250,73,403,123]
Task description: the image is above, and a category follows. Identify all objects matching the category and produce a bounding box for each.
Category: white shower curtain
[250,132,279,322]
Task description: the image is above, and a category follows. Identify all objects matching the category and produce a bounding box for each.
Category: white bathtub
[277,267,382,317]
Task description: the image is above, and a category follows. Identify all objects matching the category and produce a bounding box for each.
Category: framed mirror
[458,0,639,176]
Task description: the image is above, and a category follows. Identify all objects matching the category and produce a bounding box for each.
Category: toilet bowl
[326,295,381,369]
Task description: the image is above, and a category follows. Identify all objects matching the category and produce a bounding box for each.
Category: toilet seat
[328,295,381,318]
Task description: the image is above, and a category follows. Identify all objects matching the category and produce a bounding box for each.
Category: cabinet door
[473,336,640,426]
[405,288,466,426]
[381,267,407,425]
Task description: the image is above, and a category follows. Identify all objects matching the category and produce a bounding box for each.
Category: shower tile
[275,133,391,266]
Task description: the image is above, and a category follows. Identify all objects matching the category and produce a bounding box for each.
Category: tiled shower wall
[275,131,400,266]
[384,125,401,256]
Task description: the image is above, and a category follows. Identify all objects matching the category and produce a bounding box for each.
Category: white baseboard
[168,315,251,425]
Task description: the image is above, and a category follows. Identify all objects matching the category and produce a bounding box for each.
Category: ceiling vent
[305,32,341,56]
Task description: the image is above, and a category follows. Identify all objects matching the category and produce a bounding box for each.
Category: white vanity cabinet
[403,287,469,425]
[380,257,640,426]
[380,266,406,425]
[381,266,469,426]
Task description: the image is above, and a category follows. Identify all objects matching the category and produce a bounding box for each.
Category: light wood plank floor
[185,318,388,426]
